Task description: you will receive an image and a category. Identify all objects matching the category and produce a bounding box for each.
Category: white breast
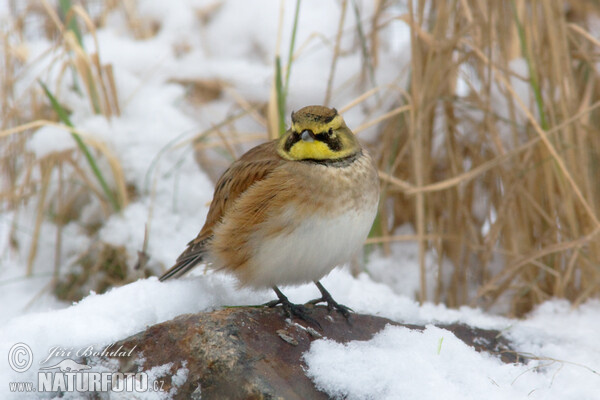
[242,200,378,288]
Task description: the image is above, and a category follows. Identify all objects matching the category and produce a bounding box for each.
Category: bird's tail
[159,240,206,281]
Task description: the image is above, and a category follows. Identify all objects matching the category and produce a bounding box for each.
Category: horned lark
[160,105,379,323]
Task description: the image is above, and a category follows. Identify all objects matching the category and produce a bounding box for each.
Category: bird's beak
[301,130,315,142]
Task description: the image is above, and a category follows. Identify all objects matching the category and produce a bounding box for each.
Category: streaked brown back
[195,140,284,243]
[159,140,285,280]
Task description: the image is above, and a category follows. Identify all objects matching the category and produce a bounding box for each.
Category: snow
[1,1,599,399]
[305,325,525,400]
[304,299,600,400]
[2,270,599,399]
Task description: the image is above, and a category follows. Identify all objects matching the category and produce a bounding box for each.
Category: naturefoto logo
[7,343,165,394]
[39,359,92,372]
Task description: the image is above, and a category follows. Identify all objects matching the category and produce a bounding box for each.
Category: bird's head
[277,105,360,161]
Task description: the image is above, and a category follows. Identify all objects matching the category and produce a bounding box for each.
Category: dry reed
[1,0,131,295]
[374,0,600,315]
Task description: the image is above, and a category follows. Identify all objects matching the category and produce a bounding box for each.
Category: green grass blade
[275,56,286,137]
[368,208,382,239]
[510,0,548,130]
[58,0,83,47]
[284,0,301,97]
[58,0,83,97]
[275,0,301,137]
[352,0,377,93]
[39,80,120,212]
[83,65,101,114]
[59,0,104,114]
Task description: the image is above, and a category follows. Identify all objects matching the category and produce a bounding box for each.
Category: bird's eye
[328,128,333,136]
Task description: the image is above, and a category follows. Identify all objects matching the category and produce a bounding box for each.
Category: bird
[159,105,380,323]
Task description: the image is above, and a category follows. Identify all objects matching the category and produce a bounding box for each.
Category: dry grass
[372,0,600,315]
[2,0,599,314]
[1,0,134,298]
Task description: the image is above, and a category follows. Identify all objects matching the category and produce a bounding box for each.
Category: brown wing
[159,140,284,281]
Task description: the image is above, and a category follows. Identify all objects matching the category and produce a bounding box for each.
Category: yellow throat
[277,106,361,161]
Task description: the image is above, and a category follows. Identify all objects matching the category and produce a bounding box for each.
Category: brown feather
[209,149,378,287]
[159,140,284,280]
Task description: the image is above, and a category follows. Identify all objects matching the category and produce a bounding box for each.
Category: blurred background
[1,0,599,318]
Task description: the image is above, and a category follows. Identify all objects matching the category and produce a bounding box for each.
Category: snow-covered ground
[1,1,599,399]
[2,271,599,399]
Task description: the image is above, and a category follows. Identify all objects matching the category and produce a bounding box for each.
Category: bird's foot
[307,281,353,319]
[306,296,353,319]
[266,286,321,328]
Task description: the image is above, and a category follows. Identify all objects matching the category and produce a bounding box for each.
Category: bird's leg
[265,286,321,328]
[307,281,353,319]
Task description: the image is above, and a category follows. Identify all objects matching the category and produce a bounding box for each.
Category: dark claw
[307,281,353,320]
[263,299,281,308]
[307,296,353,319]
[267,286,322,328]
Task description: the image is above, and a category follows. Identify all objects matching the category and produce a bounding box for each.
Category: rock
[94,307,524,399]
